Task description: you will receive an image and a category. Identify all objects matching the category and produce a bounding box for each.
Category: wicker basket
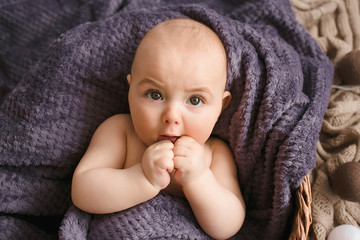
[289,174,312,240]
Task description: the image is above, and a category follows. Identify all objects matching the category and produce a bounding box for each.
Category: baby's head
[127,18,231,146]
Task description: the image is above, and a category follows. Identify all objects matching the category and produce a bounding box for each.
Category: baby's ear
[126,74,131,85]
[221,91,232,113]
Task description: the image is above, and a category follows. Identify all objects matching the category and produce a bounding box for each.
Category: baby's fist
[173,136,207,185]
[142,140,174,190]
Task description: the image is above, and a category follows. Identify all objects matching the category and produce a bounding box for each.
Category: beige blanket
[291,0,360,65]
[290,0,360,239]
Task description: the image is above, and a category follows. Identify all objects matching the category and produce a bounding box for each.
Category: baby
[71,18,245,239]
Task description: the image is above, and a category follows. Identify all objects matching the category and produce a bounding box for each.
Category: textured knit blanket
[312,88,360,240]
[290,0,360,65]
[0,0,333,239]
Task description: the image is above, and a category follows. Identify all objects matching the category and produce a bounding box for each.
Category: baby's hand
[173,136,207,185]
[142,140,174,190]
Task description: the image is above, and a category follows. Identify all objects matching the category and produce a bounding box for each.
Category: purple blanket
[0,0,333,239]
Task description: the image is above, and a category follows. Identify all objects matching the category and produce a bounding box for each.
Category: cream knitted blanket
[291,0,360,65]
[313,88,360,239]
[290,0,360,239]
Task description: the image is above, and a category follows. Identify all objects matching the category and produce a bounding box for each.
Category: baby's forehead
[138,18,225,55]
[132,18,228,85]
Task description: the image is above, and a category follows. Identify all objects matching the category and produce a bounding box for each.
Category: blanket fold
[0,0,333,239]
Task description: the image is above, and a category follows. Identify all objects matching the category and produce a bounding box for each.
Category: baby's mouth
[158,135,180,144]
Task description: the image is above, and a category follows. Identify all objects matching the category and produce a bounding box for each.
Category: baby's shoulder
[207,136,231,152]
[95,114,134,137]
[206,136,234,164]
[101,113,132,128]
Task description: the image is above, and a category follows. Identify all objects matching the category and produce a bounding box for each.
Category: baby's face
[127,34,230,146]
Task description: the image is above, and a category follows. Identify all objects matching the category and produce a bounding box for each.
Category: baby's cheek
[187,120,215,144]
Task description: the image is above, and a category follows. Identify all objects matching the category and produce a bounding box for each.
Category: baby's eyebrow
[186,86,213,96]
[137,78,163,88]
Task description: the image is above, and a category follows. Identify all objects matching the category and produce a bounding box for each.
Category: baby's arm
[176,137,245,239]
[71,114,168,214]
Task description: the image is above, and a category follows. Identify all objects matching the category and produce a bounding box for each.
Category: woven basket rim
[289,174,312,240]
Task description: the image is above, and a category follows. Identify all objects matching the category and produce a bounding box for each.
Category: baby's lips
[158,135,179,144]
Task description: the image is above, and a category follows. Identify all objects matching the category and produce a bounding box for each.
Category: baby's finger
[155,140,175,150]
[172,145,189,157]
[166,163,174,173]
[165,156,175,173]
[173,156,188,169]
[175,136,196,145]
[156,154,174,171]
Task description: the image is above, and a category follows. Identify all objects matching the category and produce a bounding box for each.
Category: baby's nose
[162,104,181,125]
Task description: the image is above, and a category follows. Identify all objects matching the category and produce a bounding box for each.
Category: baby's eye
[187,96,203,106]
[146,91,163,101]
